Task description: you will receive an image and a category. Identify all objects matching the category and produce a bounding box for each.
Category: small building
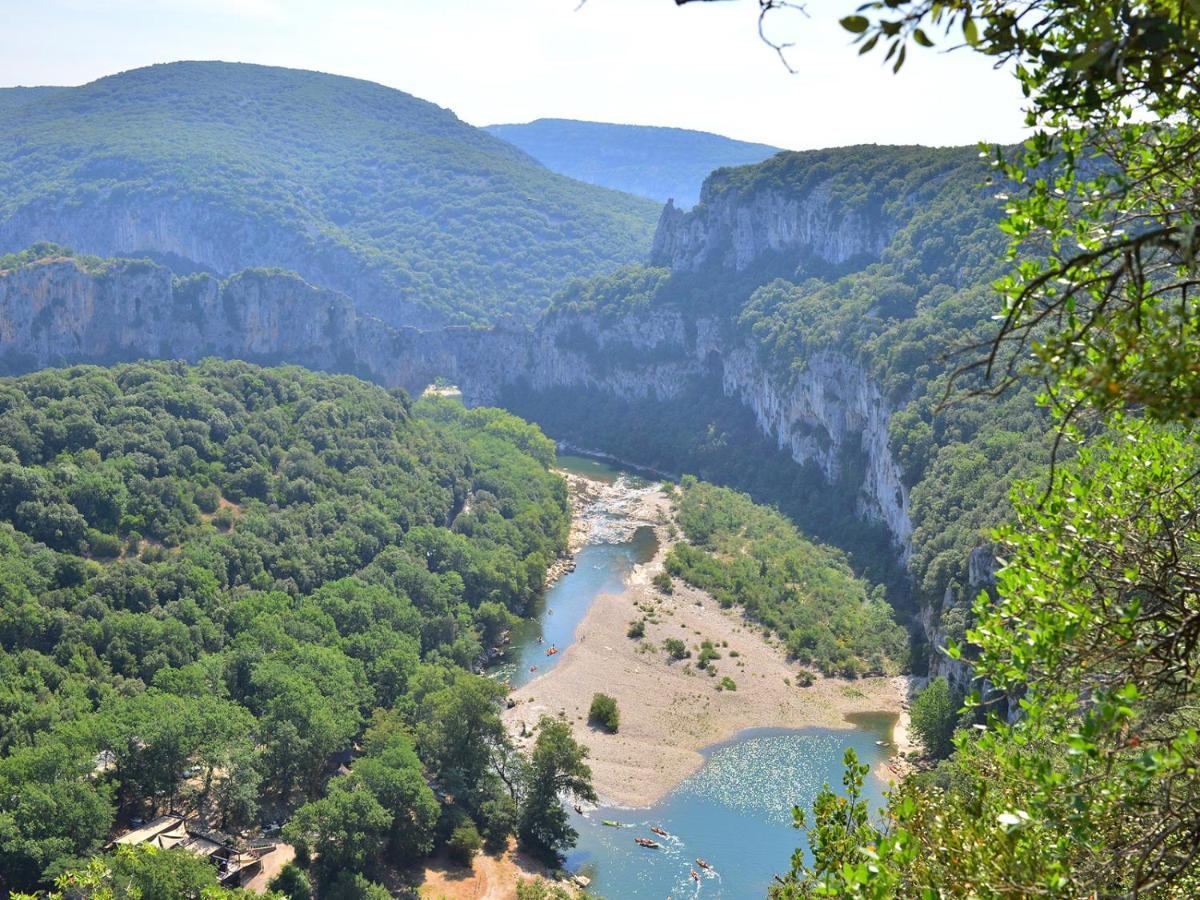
[110,815,262,886]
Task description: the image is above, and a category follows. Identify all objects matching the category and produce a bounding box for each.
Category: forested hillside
[503,142,1051,646]
[0,361,575,895]
[486,118,781,207]
[0,87,64,115]
[0,63,659,327]
[667,479,907,677]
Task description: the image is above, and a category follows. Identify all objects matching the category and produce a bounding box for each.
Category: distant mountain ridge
[0,86,66,115]
[486,118,782,208]
[0,62,659,328]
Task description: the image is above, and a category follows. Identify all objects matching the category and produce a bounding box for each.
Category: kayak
[602,819,621,827]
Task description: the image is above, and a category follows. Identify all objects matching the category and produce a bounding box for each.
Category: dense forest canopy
[667,478,907,677]
[0,62,659,328]
[0,360,586,895]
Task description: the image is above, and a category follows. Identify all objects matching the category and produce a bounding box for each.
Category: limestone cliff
[0,255,916,561]
[651,169,896,274]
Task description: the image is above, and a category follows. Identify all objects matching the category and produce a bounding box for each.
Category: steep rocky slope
[0,141,1041,685]
[0,251,910,555]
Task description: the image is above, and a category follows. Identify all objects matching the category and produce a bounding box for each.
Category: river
[492,454,897,896]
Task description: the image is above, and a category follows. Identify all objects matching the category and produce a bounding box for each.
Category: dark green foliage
[0,63,658,327]
[477,792,519,854]
[321,871,391,900]
[651,570,674,594]
[486,118,781,207]
[0,360,569,892]
[697,641,721,670]
[662,638,690,660]
[101,844,221,900]
[447,821,483,866]
[909,677,958,759]
[268,862,312,900]
[517,716,596,863]
[588,693,619,733]
[667,480,907,677]
[626,618,645,639]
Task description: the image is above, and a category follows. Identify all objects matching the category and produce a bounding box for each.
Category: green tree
[415,671,507,808]
[587,693,619,733]
[320,871,391,900]
[23,845,240,900]
[447,821,483,867]
[283,782,390,882]
[267,862,312,900]
[350,733,439,865]
[205,739,262,831]
[772,748,897,899]
[517,716,597,863]
[909,677,957,759]
[0,743,114,891]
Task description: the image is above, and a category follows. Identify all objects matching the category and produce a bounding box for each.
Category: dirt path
[415,843,562,900]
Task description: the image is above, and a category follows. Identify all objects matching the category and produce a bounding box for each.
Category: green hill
[0,360,569,891]
[0,86,65,115]
[0,63,660,327]
[486,118,782,208]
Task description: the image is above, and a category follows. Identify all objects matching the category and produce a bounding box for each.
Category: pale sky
[0,0,1027,150]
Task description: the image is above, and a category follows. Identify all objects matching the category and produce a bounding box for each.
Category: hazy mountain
[0,86,67,115]
[0,62,659,327]
[486,118,782,207]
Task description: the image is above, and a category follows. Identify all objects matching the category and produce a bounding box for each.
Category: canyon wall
[652,180,895,274]
[0,253,914,560]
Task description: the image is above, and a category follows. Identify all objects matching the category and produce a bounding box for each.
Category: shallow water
[496,456,897,895]
[567,722,895,897]
[489,526,658,690]
[556,453,624,484]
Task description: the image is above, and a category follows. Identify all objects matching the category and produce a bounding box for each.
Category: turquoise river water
[489,454,896,896]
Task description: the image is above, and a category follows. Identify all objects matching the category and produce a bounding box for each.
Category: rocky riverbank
[504,476,910,808]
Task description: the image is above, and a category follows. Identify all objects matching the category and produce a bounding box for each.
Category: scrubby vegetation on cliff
[510,140,1050,636]
[0,62,658,327]
[0,361,594,895]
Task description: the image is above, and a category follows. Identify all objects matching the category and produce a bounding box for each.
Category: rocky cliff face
[0,200,446,330]
[651,178,895,273]
[717,346,912,559]
[0,256,914,557]
[919,542,1021,724]
[1,259,367,374]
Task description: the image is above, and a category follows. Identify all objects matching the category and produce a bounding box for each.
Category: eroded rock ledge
[0,257,913,560]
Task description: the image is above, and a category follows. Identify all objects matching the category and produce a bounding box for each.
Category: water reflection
[567,723,895,897]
